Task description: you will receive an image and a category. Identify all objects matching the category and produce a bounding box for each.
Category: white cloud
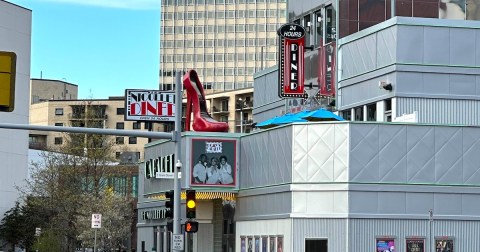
[38,0,160,10]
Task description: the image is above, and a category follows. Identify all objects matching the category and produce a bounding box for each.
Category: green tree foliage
[11,102,137,252]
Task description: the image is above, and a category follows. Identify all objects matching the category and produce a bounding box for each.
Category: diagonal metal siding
[397,97,480,125]
[240,126,293,188]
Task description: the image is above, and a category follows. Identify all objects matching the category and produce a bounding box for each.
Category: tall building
[0,0,31,243]
[159,0,288,92]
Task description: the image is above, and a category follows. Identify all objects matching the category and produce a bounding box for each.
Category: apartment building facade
[29,97,152,162]
[159,0,287,92]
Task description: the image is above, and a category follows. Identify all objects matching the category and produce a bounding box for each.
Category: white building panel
[0,1,30,217]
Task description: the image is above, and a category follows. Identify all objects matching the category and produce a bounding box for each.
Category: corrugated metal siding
[397,97,480,125]
[196,223,214,252]
[350,219,480,252]
[292,219,347,252]
[213,200,223,252]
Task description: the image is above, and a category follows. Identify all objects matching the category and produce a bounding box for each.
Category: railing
[68,113,108,120]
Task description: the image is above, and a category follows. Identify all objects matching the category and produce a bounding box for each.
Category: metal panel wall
[292,218,347,252]
[349,218,480,252]
[292,123,349,183]
[349,123,480,186]
[236,192,292,220]
[253,67,285,124]
[397,97,480,125]
[240,126,293,188]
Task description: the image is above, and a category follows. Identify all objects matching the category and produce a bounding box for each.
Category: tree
[0,201,24,251]
[17,102,137,252]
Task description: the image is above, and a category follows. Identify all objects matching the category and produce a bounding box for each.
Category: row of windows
[163,9,286,20]
[161,66,263,77]
[161,52,277,62]
[163,24,279,34]
[115,122,142,130]
[161,38,277,48]
[162,0,285,6]
[54,136,140,145]
[160,81,254,91]
[55,107,126,116]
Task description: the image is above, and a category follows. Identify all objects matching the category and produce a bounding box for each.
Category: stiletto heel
[183,70,229,132]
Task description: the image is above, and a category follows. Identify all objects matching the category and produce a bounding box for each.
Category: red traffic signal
[186,190,196,219]
[185,220,198,233]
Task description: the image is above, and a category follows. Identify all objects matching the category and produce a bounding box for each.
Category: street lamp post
[238,98,243,133]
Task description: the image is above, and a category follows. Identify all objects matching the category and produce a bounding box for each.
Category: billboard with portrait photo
[190,138,237,187]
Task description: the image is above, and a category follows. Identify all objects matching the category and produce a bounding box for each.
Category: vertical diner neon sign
[277,23,307,98]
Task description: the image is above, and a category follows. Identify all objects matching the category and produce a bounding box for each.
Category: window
[129,137,137,144]
[115,152,121,159]
[354,106,364,121]
[116,137,124,145]
[133,122,141,129]
[116,122,124,129]
[117,108,125,115]
[54,137,63,145]
[55,108,64,115]
[366,103,376,121]
[54,123,63,127]
[305,239,327,252]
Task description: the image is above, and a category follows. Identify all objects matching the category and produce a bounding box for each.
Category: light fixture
[317,16,322,23]
[378,81,393,91]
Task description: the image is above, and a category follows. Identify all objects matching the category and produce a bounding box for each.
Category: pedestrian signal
[185,220,198,233]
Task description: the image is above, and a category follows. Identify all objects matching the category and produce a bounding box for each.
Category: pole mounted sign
[277,23,307,99]
[91,214,102,228]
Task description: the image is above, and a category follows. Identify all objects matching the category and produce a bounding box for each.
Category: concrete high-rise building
[159,0,288,92]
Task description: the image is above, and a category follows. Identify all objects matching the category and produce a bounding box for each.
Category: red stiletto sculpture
[183,70,229,132]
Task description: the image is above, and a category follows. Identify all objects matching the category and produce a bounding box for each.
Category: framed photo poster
[262,236,268,252]
[435,238,454,252]
[190,138,237,187]
[376,238,395,252]
[241,237,246,252]
[269,236,276,252]
[277,236,284,252]
[248,237,253,252]
[406,239,425,252]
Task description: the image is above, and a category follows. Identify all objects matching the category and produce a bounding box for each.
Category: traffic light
[0,51,16,112]
[185,220,198,233]
[165,190,174,219]
[186,190,196,219]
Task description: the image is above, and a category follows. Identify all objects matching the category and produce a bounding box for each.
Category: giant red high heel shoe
[183,70,229,132]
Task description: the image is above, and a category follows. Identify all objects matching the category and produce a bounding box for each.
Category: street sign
[91,214,102,228]
[35,227,41,237]
[172,234,184,250]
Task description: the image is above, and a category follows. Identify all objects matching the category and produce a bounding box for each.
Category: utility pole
[172,72,183,252]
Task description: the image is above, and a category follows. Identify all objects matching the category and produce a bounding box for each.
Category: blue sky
[8,0,160,99]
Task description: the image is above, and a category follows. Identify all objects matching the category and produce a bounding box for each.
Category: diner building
[137,0,480,252]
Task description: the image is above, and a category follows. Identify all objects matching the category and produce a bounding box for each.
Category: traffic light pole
[173,72,183,252]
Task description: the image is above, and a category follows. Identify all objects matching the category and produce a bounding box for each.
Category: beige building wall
[29,98,151,160]
[30,79,78,104]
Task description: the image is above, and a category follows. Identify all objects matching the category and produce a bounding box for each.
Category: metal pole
[391,0,395,17]
[173,71,183,252]
[240,108,243,133]
[94,229,97,252]
[0,123,174,140]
